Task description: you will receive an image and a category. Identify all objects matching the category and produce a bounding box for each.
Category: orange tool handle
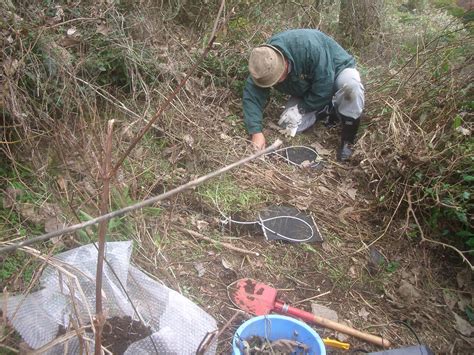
[274,300,391,348]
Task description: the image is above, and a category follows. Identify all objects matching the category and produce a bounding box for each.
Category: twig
[94,119,114,355]
[44,17,98,29]
[0,140,282,254]
[292,290,331,305]
[68,74,142,120]
[65,207,159,354]
[354,181,408,254]
[407,191,473,271]
[0,344,18,353]
[176,226,260,256]
[372,20,462,93]
[29,327,91,354]
[5,246,96,332]
[210,0,226,41]
[196,309,241,355]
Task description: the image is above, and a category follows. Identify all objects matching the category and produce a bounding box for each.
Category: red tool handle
[274,300,390,348]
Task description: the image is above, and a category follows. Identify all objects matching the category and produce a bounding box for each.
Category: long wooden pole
[0,140,282,254]
[94,120,114,355]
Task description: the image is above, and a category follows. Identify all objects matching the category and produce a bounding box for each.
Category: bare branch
[94,119,114,355]
[210,0,226,42]
[0,140,283,254]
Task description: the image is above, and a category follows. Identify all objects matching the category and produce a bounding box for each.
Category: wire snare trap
[221,206,322,244]
[270,146,323,169]
[215,146,324,244]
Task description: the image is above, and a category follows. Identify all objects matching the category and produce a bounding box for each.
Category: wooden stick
[274,300,391,347]
[94,119,114,355]
[176,227,260,256]
[0,140,282,254]
[292,290,331,305]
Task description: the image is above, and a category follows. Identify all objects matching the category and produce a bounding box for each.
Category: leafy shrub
[2,1,163,128]
[414,140,474,248]
[361,8,473,253]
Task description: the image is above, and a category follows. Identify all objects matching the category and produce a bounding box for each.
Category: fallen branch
[176,226,260,257]
[0,140,282,254]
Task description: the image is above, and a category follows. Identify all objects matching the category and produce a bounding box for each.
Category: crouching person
[242,29,364,161]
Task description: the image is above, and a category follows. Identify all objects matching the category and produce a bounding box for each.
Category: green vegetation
[0,251,36,289]
[201,52,248,96]
[357,1,474,253]
[0,162,50,239]
[197,177,268,214]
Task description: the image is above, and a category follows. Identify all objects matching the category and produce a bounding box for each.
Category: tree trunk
[339,0,383,48]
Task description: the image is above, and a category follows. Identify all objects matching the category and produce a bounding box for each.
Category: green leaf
[108,217,122,231]
[386,261,400,273]
[453,115,462,129]
[77,229,90,243]
[302,244,317,253]
[465,305,474,324]
[442,62,450,73]
[455,211,468,224]
[79,210,94,221]
[456,230,474,239]
[462,191,470,200]
[462,175,474,182]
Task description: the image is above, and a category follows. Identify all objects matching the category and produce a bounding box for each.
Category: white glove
[278,105,303,137]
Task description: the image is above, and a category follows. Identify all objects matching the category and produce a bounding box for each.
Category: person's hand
[251,132,266,151]
[278,105,302,137]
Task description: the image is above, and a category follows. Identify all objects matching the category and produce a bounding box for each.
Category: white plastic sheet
[1,241,217,354]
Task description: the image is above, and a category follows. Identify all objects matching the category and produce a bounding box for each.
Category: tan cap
[248,45,286,88]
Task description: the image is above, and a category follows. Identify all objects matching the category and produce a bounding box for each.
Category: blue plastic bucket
[232,315,326,355]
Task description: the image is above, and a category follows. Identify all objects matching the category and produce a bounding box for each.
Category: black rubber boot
[323,106,340,128]
[337,114,360,161]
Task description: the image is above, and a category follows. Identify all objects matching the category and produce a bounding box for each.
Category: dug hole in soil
[57,316,152,354]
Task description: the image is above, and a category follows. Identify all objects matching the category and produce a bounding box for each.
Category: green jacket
[243,29,356,134]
